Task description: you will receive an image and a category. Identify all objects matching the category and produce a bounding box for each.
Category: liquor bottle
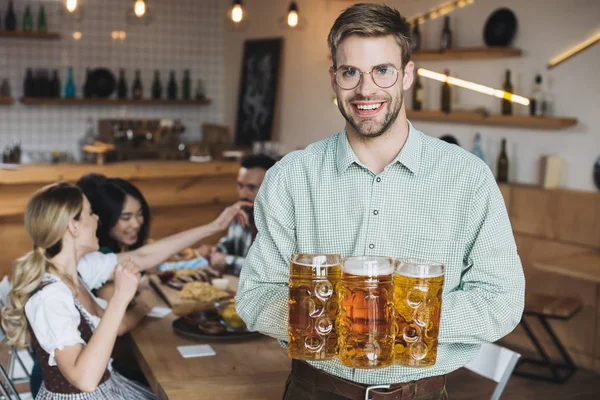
[5,1,16,31]
[441,69,451,113]
[167,70,177,99]
[412,73,424,111]
[64,67,76,98]
[440,16,452,51]
[83,69,93,98]
[132,70,143,100]
[80,118,97,162]
[195,79,205,99]
[544,78,554,116]
[472,133,485,163]
[24,68,35,97]
[412,21,421,51]
[182,70,191,100]
[50,69,60,98]
[151,70,162,99]
[37,5,47,33]
[117,69,128,99]
[23,5,33,32]
[501,69,513,116]
[529,74,545,117]
[496,138,509,182]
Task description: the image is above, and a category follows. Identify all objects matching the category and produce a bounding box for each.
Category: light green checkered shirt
[236,122,525,385]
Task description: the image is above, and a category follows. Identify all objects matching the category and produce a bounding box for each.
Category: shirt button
[369,244,375,250]
[376,177,382,183]
[373,210,378,215]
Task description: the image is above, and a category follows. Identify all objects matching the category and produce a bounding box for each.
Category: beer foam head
[342,256,394,276]
[395,259,444,278]
[291,254,340,268]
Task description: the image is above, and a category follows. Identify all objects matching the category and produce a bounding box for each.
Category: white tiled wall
[0,0,224,160]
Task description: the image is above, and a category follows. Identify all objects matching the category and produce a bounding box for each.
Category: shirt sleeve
[438,167,525,344]
[25,282,86,367]
[236,164,295,342]
[78,251,117,290]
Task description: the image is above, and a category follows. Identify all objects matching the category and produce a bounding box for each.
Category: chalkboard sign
[235,38,283,147]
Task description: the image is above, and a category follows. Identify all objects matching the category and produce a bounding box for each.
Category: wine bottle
[412,73,423,111]
[412,21,421,51]
[83,68,93,98]
[117,69,128,99]
[529,74,545,117]
[497,138,509,182]
[502,69,513,116]
[472,133,485,163]
[440,16,452,51]
[23,5,33,32]
[441,69,451,113]
[167,70,177,100]
[151,70,162,99]
[132,70,143,100]
[50,69,60,98]
[37,5,47,33]
[5,1,16,31]
[182,70,191,100]
[65,67,76,98]
[24,68,35,97]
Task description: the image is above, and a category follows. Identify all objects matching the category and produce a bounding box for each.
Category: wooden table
[130,287,291,400]
[533,252,600,370]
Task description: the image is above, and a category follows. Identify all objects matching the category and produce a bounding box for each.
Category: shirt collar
[336,121,423,176]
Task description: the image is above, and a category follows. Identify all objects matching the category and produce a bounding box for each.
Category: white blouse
[24,252,118,367]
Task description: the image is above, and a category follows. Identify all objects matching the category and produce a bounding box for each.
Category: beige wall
[224,0,600,191]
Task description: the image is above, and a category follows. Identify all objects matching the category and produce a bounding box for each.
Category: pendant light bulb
[287,2,299,27]
[231,1,243,23]
[66,0,78,13]
[134,0,146,18]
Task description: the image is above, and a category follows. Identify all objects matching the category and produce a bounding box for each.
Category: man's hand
[196,244,212,258]
[209,251,228,273]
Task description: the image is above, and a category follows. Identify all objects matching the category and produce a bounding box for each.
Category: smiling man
[236,4,524,400]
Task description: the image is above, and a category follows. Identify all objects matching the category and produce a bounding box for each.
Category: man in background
[199,153,276,276]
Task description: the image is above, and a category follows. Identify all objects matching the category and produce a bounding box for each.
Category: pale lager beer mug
[394,259,444,367]
[288,253,341,360]
[338,256,395,368]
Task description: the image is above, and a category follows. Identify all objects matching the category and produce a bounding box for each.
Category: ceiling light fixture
[547,31,600,69]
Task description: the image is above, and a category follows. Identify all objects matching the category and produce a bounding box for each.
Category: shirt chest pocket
[392,236,464,293]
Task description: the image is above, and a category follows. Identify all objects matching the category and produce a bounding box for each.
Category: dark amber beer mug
[338,256,395,368]
[288,254,341,360]
[394,259,444,367]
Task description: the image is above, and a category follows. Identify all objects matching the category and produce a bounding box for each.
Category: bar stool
[513,292,582,383]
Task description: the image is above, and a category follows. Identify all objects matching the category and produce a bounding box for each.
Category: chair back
[464,342,521,400]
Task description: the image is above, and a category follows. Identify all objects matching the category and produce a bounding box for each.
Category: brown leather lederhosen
[28,282,111,394]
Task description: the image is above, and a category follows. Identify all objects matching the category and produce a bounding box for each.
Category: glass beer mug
[287,253,341,360]
[338,256,395,368]
[394,259,445,367]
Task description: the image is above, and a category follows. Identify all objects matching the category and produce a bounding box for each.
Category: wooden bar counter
[131,286,291,400]
[0,161,240,278]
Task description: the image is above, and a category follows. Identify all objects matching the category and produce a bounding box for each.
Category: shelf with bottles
[412,47,522,61]
[0,96,15,105]
[19,97,211,106]
[0,31,60,39]
[406,110,577,130]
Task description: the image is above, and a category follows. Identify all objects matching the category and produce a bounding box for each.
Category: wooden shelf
[20,97,211,106]
[406,110,578,130]
[0,96,15,105]
[412,47,522,61]
[0,31,60,39]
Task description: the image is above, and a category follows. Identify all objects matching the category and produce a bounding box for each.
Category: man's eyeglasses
[333,64,400,90]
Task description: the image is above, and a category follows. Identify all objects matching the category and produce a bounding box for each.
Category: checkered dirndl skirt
[35,370,156,400]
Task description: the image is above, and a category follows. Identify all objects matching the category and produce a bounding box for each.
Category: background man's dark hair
[241,154,277,171]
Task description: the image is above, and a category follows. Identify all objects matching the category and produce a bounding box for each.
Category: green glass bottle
[23,5,33,32]
[182,70,191,100]
[5,1,17,32]
[37,5,48,33]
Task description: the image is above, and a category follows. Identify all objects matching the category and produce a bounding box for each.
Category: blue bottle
[65,67,76,98]
[472,133,485,163]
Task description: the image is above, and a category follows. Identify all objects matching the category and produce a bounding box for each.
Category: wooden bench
[514,293,582,383]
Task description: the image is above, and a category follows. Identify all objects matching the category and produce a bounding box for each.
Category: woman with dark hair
[79,175,151,254]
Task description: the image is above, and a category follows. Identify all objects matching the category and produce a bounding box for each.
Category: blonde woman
[1,183,248,399]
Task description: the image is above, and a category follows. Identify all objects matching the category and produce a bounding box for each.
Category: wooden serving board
[149,274,239,316]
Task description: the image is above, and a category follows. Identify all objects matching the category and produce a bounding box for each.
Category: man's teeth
[356,103,382,110]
